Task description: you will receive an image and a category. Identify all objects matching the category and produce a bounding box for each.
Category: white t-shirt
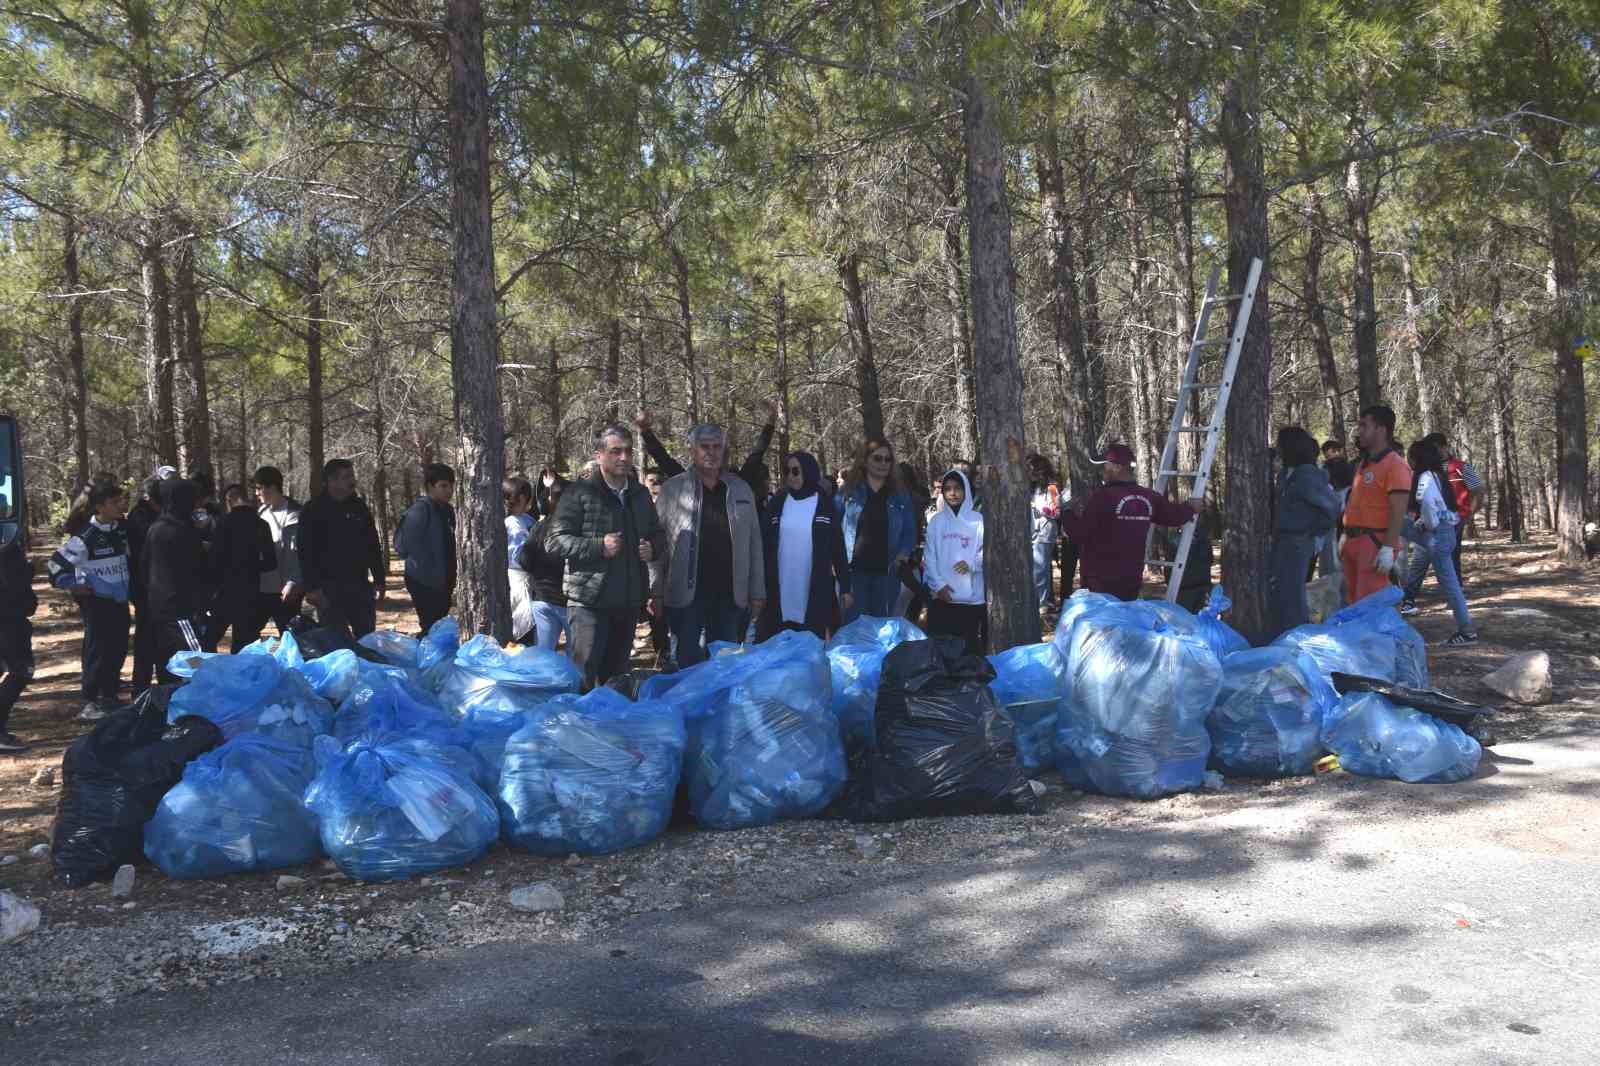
[506,513,535,571]
[778,494,818,624]
[1416,471,1457,531]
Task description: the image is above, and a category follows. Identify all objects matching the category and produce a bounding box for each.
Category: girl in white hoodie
[923,469,986,656]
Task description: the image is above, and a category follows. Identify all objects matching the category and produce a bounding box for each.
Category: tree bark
[1036,112,1096,496]
[1304,183,1348,444]
[838,251,884,442]
[546,338,562,467]
[63,214,90,486]
[141,237,178,467]
[964,72,1037,652]
[174,233,211,477]
[940,206,978,461]
[1344,146,1381,409]
[1546,192,1588,562]
[669,241,700,424]
[604,316,622,424]
[305,241,326,497]
[1400,249,1434,432]
[1489,263,1524,541]
[1219,47,1274,643]
[371,329,391,578]
[775,280,791,460]
[1125,183,1157,480]
[447,0,510,639]
[1172,100,1201,475]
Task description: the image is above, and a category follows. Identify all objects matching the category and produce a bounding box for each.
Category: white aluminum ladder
[1144,256,1263,601]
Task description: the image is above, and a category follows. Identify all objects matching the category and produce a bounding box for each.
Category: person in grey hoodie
[395,463,457,633]
[1269,426,1343,637]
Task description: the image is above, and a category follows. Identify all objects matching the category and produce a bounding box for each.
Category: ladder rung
[1173,426,1210,433]
[1179,382,1222,391]
[1144,559,1177,568]
[1158,470,1203,478]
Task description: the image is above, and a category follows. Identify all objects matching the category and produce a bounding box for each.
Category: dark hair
[65,475,126,535]
[252,465,284,492]
[223,484,247,506]
[1359,404,1396,439]
[190,469,216,502]
[1276,427,1320,468]
[592,423,633,452]
[845,436,901,494]
[1421,432,1448,450]
[424,462,455,487]
[1321,439,1344,454]
[141,476,163,502]
[323,458,354,482]
[1026,453,1056,485]
[502,476,533,506]
[1407,439,1446,515]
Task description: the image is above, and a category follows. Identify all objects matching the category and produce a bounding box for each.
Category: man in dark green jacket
[551,424,665,689]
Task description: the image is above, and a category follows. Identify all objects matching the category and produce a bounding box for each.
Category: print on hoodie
[923,469,985,605]
[48,518,131,603]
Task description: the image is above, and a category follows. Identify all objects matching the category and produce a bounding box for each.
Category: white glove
[1373,546,1395,574]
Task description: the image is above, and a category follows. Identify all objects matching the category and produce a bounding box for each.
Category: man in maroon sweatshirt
[1059,444,1204,602]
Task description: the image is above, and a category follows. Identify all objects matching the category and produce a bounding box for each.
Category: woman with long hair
[48,476,131,720]
[504,476,537,642]
[836,436,916,621]
[1027,454,1061,611]
[1268,427,1341,637]
[1402,439,1476,645]
[759,451,851,640]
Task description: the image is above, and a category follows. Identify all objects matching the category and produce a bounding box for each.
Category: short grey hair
[592,423,633,452]
[687,423,726,447]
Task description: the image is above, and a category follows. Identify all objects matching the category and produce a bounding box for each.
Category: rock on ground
[508,883,564,913]
[0,890,41,944]
[111,864,136,899]
[1483,651,1553,705]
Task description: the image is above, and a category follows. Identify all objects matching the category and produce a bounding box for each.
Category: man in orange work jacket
[1339,404,1412,605]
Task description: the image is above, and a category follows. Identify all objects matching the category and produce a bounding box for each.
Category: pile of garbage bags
[851,638,1035,821]
[1321,692,1481,783]
[1207,648,1337,777]
[1274,586,1428,689]
[435,634,582,721]
[987,642,1066,773]
[825,615,926,749]
[167,654,334,748]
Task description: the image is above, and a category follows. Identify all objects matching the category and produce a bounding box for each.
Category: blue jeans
[1031,541,1055,608]
[842,571,901,624]
[668,597,746,668]
[531,601,569,652]
[1402,520,1473,634]
[1268,533,1318,639]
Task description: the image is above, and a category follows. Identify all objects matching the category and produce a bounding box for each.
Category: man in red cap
[1059,443,1204,602]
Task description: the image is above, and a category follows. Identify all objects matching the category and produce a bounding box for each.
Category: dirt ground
[2,531,1596,1029]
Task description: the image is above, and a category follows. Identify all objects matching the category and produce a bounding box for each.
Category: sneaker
[78,701,107,722]
[1442,631,1479,647]
[0,732,29,754]
[1398,601,1419,616]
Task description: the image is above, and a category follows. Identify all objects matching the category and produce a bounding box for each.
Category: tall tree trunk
[1220,47,1274,643]
[1125,184,1157,480]
[1400,249,1434,432]
[1037,111,1095,496]
[546,339,562,466]
[635,302,649,481]
[775,280,791,460]
[174,234,211,477]
[604,316,622,424]
[1172,100,1201,475]
[1489,264,1524,541]
[1303,185,1348,444]
[236,375,248,490]
[447,0,510,639]
[838,251,884,441]
[1534,139,1589,562]
[941,208,978,461]
[1344,146,1381,409]
[63,214,90,486]
[965,72,1037,651]
[669,241,700,424]
[305,242,325,497]
[141,238,178,467]
[371,329,391,577]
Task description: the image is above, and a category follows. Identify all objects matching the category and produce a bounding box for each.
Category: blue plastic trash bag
[164,649,220,679]
[826,615,926,652]
[418,617,461,691]
[359,629,420,668]
[1050,590,1118,662]
[1055,602,1222,798]
[144,734,320,878]
[303,733,500,882]
[334,675,458,747]
[1321,692,1481,784]
[988,642,1067,774]
[499,690,686,855]
[167,654,287,740]
[1328,587,1429,688]
[826,642,890,749]
[240,632,306,669]
[1206,648,1336,777]
[1274,622,1398,684]
[637,671,686,702]
[1196,588,1251,662]
[674,630,846,829]
[299,649,362,704]
[436,635,582,721]
[249,669,336,749]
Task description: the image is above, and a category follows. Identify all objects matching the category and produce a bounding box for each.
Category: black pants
[405,576,453,635]
[131,602,158,694]
[153,617,206,685]
[257,589,304,637]
[926,600,987,658]
[79,597,130,703]
[1058,537,1081,602]
[568,605,637,690]
[207,590,265,653]
[0,618,34,734]
[648,601,670,661]
[315,580,377,639]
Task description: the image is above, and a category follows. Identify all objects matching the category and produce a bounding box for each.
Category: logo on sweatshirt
[1113,496,1152,521]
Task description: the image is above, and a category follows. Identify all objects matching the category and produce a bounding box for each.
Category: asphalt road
[10,720,1598,1065]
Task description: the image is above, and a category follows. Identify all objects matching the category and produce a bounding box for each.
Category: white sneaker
[78,702,108,722]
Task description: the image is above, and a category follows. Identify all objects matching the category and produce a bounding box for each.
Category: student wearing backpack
[395,463,457,633]
[1402,432,1484,615]
[48,477,132,721]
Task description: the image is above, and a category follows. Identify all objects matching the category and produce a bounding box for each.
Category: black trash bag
[285,614,388,665]
[604,669,662,701]
[50,687,224,888]
[849,637,1036,822]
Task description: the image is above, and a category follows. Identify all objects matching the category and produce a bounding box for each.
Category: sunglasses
[869,453,892,463]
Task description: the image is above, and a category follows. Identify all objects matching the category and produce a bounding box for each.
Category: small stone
[1202,771,1226,792]
[732,854,752,867]
[1483,652,1553,705]
[0,855,16,867]
[1028,779,1047,798]
[122,902,137,910]
[111,864,136,899]
[564,854,581,866]
[508,882,564,913]
[276,875,309,892]
[852,834,882,859]
[0,890,42,944]
[30,767,55,788]
[28,843,49,860]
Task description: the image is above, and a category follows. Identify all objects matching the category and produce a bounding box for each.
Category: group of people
[0,399,1489,754]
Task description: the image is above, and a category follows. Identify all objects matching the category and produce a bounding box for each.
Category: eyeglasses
[786,466,803,476]
[869,453,892,463]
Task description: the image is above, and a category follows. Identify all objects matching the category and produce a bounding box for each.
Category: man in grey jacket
[395,463,457,633]
[551,425,664,689]
[656,423,765,667]
[253,465,304,635]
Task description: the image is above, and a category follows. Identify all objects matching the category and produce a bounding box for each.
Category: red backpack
[1445,458,1473,520]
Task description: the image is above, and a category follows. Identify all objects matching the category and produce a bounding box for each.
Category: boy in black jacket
[206,484,277,652]
[299,458,386,638]
[0,536,37,753]
[143,478,213,682]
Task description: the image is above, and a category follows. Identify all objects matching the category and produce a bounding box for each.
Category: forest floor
[2,532,1597,1034]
